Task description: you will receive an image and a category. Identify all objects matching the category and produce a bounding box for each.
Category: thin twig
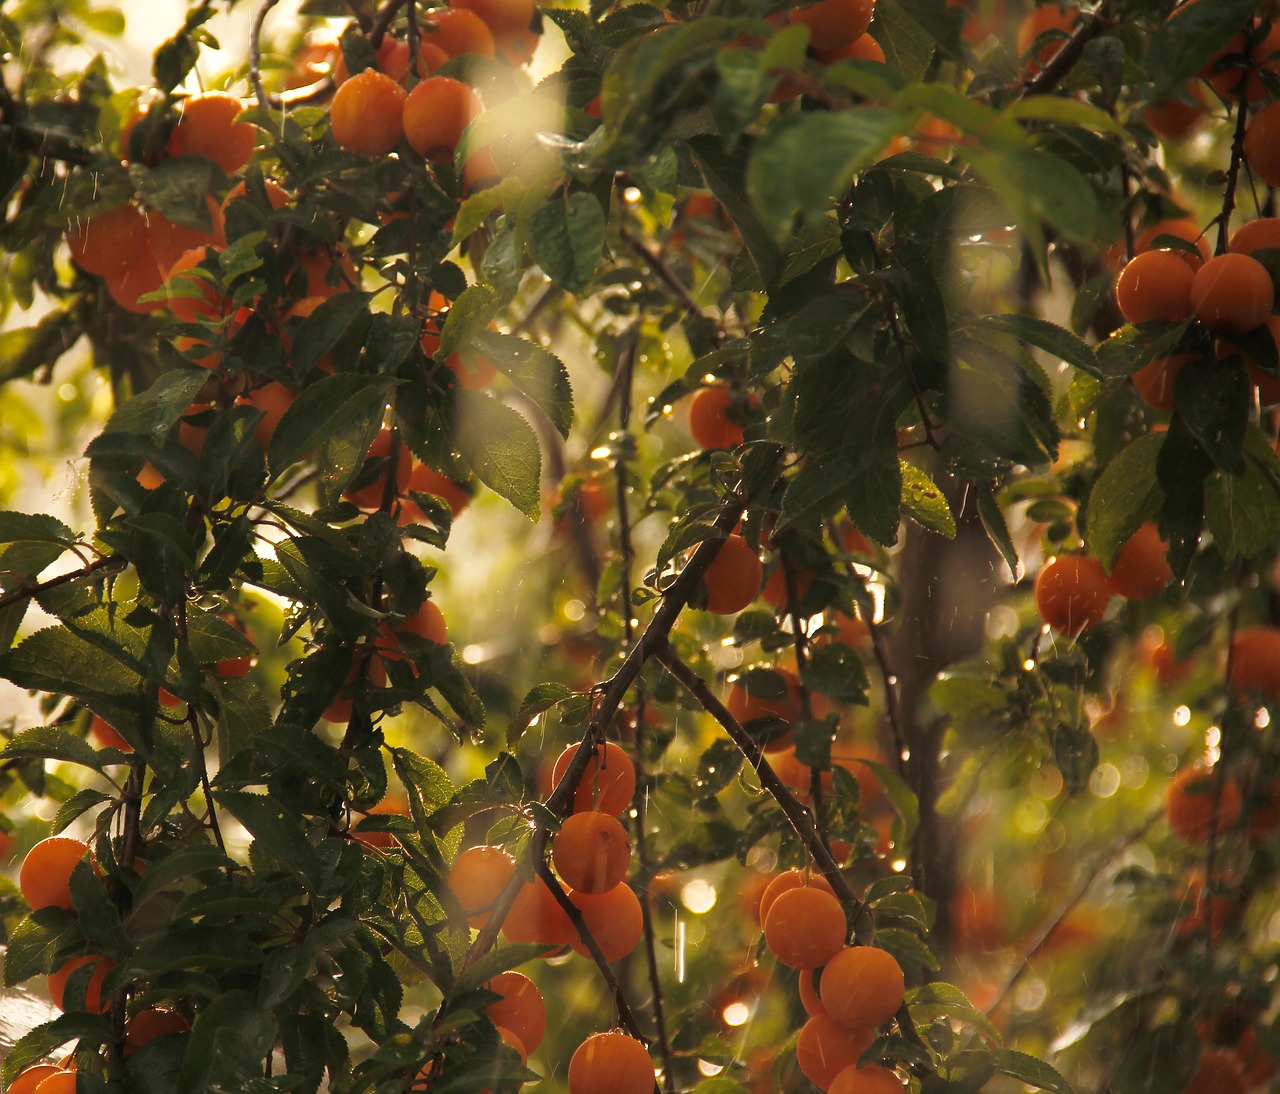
[1216,80,1254,255]
[370,0,411,45]
[249,0,282,112]
[1019,0,1116,99]
[620,224,722,344]
[0,555,123,610]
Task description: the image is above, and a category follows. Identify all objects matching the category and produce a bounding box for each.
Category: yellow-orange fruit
[1229,625,1280,701]
[330,69,407,156]
[1106,522,1172,600]
[688,384,748,449]
[1131,354,1194,410]
[1166,765,1242,843]
[567,1031,654,1094]
[1245,102,1280,188]
[6,1067,64,1094]
[1190,253,1275,333]
[1115,250,1196,324]
[763,885,847,969]
[485,971,547,1053]
[796,1015,876,1091]
[757,868,837,924]
[403,77,482,160]
[569,883,644,961]
[67,203,149,277]
[1034,555,1111,634]
[20,836,88,910]
[47,954,114,1012]
[421,7,497,57]
[550,741,636,815]
[819,945,905,1029]
[167,92,257,174]
[701,534,763,614]
[788,0,876,52]
[502,876,576,949]
[448,845,517,927]
[828,1063,904,1094]
[552,811,632,894]
[1229,217,1280,256]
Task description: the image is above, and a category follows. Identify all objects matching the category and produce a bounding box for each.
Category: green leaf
[1006,96,1128,137]
[686,136,781,290]
[528,192,606,294]
[1205,457,1280,563]
[214,790,322,890]
[290,292,372,376]
[0,626,144,724]
[0,725,104,771]
[747,109,903,240]
[93,368,210,446]
[1095,321,1189,380]
[453,391,542,519]
[509,682,575,744]
[440,284,501,358]
[129,156,223,229]
[2,1013,113,1082]
[0,511,77,577]
[390,746,455,818]
[1147,0,1259,97]
[874,0,937,81]
[465,331,574,440]
[844,448,903,547]
[899,461,955,538]
[1084,433,1164,571]
[976,481,1019,580]
[0,305,84,384]
[4,910,81,987]
[267,374,394,479]
[907,981,1000,1043]
[970,314,1099,378]
[1174,356,1249,475]
[1049,721,1099,795]
[990,1049,1075,1094]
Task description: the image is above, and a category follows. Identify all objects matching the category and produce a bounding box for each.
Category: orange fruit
[452,0,537,41]
[1229,625,1280,700]
[345,428,412,511]
[1034,555,1111,635]
[569,882,644,961]
[727,669,800,751]
[1190,253,1275,333]
[1106,522,1172,599]
[1166,765,1242,843]
[796,1015,876,1091]
[1144,86,1206,140]
[798,967,827,1017]
[688,384,750,450]
[1016,4,1079,73]
[403,77,482,160]
[1133,218,1210,267]
[448,845,517,927]
[146,202,226,270]
[550,741,636,815]
[321,652,389,723]
[1115,250,1196,324]
[421,8,497,57]
[757,868,837,924]
[763,885,847,969]
[1131,354,1194,410]
[67,203,149,277]
[353,795,410,850]
[125,1007,190,1052]
[701,534,763,614]
[1180,1049,1245,1094]
[104,247,168,314]
[819,946,905,1029]
[1245,102,1280,188]
[31,1074,79,1094]
[553,811,632,894]
[567,1031,654,1094]
[762,564,815,613]
[165,246,225,324]
[1229,217,1280,256]
[90,715,132,752]
[7,1067,65,1094]
[502,876,576,949]
[330,69,408,156]
[167,92,257,174]
[787,0,875,52]
[244,381,296,451]
[404,464,474,519]
[47,954,114,1012]
[386,597,448,651]
[815,31,886,63]
[486,971,547,1053]
[828,1064,904,1094]
[20,836,88,910]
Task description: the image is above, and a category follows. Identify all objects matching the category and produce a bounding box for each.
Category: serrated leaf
[747,109,903,240]
[440,284,501,358]
[0,725,104,771]
[453,390,542,519]
[267,374,394,478]
[1148,0,1259,97]
[899,460,955,538]
[92,369,210,446]
[214,790,322,889]
[908,981,1000,1043]
[976,481,1019,580]
[390,746,455,818]
[464,330,573,439]
[1083,433,1164,571]
[990,1049,1074,1094]
[1205,458,1280,562]
[971,314,1098,377]
[290,292,372,376]
[528,192,606,294]
[509,682,575,744]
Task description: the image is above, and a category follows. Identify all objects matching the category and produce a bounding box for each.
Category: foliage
[0,0,1278,1092]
